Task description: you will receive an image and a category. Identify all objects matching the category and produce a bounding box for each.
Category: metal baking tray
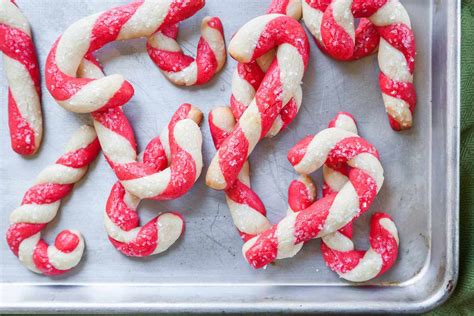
[0,0,460,313]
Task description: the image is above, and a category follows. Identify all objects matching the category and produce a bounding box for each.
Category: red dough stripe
[352,0,389,18]
[288,179,315,212]
[293,193,335,244]
[305,0,332,11]
[379,72,416,112]
[106,182,140,231]
[6,223,45,256]
[7,90,36,155]
[149,50,194,72]
[287,135,313,166]
[217,128,250,188]
[56,139,101,168]
[33,240,69,275]
[109,218,159,257]
[321,5,355,61]
[244,226,279,269]
[0,25,41,89]
[22,183,74,205]
[195,37,219,85]
[325,136,380,168]
[226,181,267,216]
[161,0,205,26]
[88,1,143,53]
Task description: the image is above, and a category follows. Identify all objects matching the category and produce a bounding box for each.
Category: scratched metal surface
[0,0,459,313]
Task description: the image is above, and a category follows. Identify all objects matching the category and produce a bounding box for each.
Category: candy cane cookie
[147,16,226,86]
[230,0,302,138]
[303,0,416,130]
[209,107,271,241]
[206,14,310,191]
[78,56,196,257]
[320,112,399,282]
[242,121,384,269]
[45,0,207,114]
[6,125,100,275]
[96,104,200,255]
[104,127,185,257]
[205,1,305,240]
[0,0,42,155]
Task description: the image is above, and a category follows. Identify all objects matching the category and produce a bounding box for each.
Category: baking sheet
[0,0,459,313]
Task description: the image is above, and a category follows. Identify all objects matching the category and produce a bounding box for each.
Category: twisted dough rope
[0,0,42,155]
[104,110,193,257]
[6,125,100,275]
[290,112,399,282]
[206,13,310,191]
[302,0,416,130]
[76,56,201,256]
[230,0,302,138]
[209,107,270,241]
[205,0,306,240]
[241,117,384,269]
[97,103,200,255]
[147,16,226,86]
[45,0,216,114]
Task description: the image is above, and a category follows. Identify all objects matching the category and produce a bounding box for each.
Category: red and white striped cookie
[96,104,200,255]
[206,14,310,191]
[147,16,226,86]
[6,125,101,275]
[242,121,384,269]
[77,49,200,257]
[0,0,43,155]
[320,112,398,282]
[104,133,185,257]
[303,0,416,130]
[209,106,271,241]
[205,1,306,241]
[287,174,317,214]
[45,0,206,114]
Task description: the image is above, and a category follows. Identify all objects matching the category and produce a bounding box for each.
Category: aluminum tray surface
[0,0,459,313]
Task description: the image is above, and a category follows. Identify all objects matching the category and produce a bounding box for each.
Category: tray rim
[0,0,460,313]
